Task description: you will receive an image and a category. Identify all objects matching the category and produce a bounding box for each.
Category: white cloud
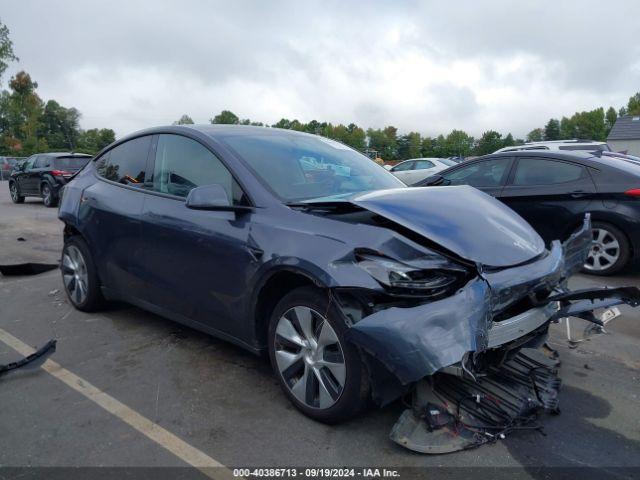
[2,0,639,138]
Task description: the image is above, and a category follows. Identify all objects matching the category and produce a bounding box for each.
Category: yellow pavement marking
[0,327,234,480]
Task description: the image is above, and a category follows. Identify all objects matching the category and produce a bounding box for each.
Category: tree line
[1,18,639,161]
[0,21,115,156]
[181,92,639,162]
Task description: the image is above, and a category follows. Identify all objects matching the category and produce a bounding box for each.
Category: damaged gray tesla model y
[58,125,640,452]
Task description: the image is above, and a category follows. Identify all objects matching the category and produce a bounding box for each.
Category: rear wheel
[582,222,630,276]
[61,237,104,311]
[42,183,58,207]
[268,286,368,423]
[9,181,24,203]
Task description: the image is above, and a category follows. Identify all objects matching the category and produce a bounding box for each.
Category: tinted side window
[443,158,510,187]
[392,161,414,172]
[96,136,151,186]
[414,160,435,170]
[513,158,584,186]
[34,156,49,168]
[151,134,246,204]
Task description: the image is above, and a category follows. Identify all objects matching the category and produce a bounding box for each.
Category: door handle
[570,191,588,198]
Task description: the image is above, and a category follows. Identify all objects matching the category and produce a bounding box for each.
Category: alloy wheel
[584,227,621,272]
[10,183,18,201]
[62,245,89,305]
[43,185,51,206]
[274,306,346,409]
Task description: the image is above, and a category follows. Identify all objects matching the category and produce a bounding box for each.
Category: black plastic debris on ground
[0,339,57,377]
[391,348,560,453]
[0,263,59,276]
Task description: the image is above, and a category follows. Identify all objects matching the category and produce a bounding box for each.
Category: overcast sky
[2,1,639,138]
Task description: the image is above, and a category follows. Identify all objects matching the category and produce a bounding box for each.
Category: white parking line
[0,327,234,480]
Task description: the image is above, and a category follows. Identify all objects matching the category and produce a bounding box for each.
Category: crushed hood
[349,186,545,268]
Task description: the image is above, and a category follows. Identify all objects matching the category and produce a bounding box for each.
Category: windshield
[54,156,91,170]
[220,133,403,201]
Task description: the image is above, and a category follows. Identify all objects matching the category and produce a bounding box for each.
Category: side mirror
[185,184,251,212]
[383,164,393,171]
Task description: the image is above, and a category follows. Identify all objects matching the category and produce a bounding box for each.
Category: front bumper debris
[390,348,560,453]
[341,215,640,453]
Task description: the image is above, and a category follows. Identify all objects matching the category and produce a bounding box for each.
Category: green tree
[0,71,46,155]
[605,107,617,133]
[474,130,503,156]
[543,119,560,140]
[210,110,239,124]
[526,128,544,142]
[41,99,81,150]
[173,114,194,125]
[420,136,435,157]
[396,131,422,160]
[366,126,398,160]
[444,129,474,157]
[626,92,640,115]
[502,133,516,148]
[0,19,18,83]
[77,128,115,154]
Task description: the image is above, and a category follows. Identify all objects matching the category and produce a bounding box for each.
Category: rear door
[25,155,48,193]
[440,156,513,197]
[82,135,153,299]
[498,156,596,243]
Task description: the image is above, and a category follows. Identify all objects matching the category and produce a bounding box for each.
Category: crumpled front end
[339,215,640,453]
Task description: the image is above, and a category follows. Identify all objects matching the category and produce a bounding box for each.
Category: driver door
[140,133,255,340]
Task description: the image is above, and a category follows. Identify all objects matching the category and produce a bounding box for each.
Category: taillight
[51,170,70,177]
[625,188,640,197]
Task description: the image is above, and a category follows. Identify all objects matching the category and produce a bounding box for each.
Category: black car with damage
[57,125,640,452]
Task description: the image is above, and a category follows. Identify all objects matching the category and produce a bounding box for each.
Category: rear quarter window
[96,136,152,186]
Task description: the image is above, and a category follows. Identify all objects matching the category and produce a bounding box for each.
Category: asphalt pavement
[0,181,639,477]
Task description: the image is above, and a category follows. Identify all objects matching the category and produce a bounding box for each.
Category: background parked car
[494,139,610,154]
[9,152,92,207]
[416,150,640,275]
[0,156,24,181]
[387,157,457,185]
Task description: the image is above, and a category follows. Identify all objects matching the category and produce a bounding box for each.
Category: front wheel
[582,222,630,276]
[9,181,24,203]
[268,286,368,424]
[61,237,104,311]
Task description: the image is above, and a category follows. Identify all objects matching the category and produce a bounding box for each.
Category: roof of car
[483,150,595,161]
[40,152,92,157]
[469,150,640,177]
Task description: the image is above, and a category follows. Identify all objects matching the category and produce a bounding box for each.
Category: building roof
[608,115,640,141]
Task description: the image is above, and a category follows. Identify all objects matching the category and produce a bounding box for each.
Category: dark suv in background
[416,150,640,275]
[9,152,92,207]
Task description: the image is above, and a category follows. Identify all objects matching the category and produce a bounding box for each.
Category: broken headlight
[356,254,462,296]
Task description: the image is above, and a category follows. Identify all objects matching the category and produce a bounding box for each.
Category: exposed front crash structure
[332,214,640,453]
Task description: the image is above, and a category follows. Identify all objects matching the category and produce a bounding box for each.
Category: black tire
[582,221,630,276]
[268,286,369,424]
[9,181,24,203]
[41,182,58,208]
[61,236,104,311]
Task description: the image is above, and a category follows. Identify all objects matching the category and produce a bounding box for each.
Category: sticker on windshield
[327,164,351,176]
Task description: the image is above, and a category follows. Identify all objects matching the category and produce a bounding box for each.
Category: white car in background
[494,139,610,153]
[387,158,457,185]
